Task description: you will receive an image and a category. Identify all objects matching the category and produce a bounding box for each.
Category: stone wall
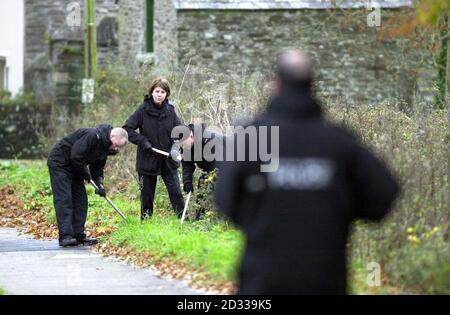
[118,0,178,70]
[25,0,119,72]
[0,104,51,159]
[176,8,434,105]
[118,0,146,67]
[25,0,67,71]
[25,0,119,107]
[24,1,435,106]
[154,0,178,70]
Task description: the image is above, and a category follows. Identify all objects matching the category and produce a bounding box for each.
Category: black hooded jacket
[47,124,113,180]
[181,124,219,186]
[215,89,399,294]
[123,96,182,175]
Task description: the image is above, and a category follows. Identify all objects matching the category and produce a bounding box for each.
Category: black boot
[76,237,98,246]
[141,209,152,221]
[59,236,78,247]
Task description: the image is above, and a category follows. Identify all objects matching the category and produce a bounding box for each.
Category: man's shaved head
[110,128,128,150]
[111,128,128,141]
[276,49,315,89]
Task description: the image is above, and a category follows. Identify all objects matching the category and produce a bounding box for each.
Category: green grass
[2,160,447,293]
[111,216,243,281]
[0,288,6,295]
[0,160,374,291]
[0,160,244,284]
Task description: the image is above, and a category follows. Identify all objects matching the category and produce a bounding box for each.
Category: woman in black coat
[123,78,184,219]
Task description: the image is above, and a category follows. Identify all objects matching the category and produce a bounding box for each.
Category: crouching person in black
[47,125,128,247]
[178,123,220,220]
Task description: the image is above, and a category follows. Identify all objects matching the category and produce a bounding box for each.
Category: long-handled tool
[152,147,170,157]
[180,191,192,224]
[152,147,182,162]
[90,180,127,221]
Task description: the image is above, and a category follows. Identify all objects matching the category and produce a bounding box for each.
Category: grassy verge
[1,160,447,294]
[0,160,242,293]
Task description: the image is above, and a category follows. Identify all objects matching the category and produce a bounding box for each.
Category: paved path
[0,228,198,295]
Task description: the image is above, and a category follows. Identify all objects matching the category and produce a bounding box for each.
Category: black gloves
[183,182,194,193]
[94,177,106,197]
[95,185,106,197]
[142,140,153,153]
[82,169,92,182]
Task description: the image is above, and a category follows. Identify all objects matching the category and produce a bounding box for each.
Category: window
[146,0,154,52]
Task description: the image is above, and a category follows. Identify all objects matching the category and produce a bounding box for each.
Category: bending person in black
[47,124,128,247]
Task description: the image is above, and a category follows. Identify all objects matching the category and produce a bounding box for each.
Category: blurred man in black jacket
[214,50,399,294]
[47,124,128,247]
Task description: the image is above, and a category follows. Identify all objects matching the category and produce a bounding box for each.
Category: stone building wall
[118,0,178,70]
[25,0,119,72]
[118,0,146,66]
[25,0,67,71]
[154,0,178,70]
[24,0,119,107]
[176,8,434,105]
[24,0,434,106]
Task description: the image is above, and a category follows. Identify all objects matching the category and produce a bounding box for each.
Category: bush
[332,104,449,294]
[188,169,230,224]
[0,90,35,107]
[384,226,449,294]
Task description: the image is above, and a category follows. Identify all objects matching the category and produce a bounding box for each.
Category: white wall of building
[0,0,24,95]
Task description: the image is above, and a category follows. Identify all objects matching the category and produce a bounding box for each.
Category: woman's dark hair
[148,78,171,98]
